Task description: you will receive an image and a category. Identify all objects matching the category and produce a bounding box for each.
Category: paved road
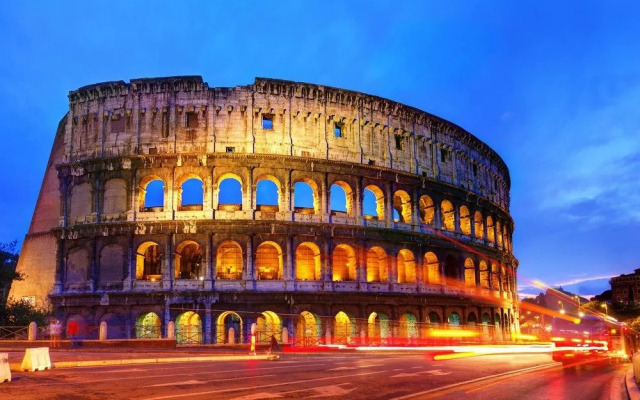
[0,353,629,400]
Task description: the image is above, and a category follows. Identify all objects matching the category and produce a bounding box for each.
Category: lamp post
[601,303,608,315]
[558,300,565,314]
[574,295,584,317]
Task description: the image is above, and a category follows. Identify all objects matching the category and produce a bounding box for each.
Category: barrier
[633,352,640,384]
[20,347,52,372]
[0,353,10,382]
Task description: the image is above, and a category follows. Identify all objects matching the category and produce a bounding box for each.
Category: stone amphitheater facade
[11,76,518,344]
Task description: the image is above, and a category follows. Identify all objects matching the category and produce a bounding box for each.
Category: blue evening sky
[1,1,638,298]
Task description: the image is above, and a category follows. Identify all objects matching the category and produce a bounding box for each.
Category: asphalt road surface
[0,353,629,400]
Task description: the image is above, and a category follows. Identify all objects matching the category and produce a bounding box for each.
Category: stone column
[245,234,254,280]
[204,305,212,344]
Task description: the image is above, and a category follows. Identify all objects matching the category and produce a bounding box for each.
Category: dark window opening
[440,148,449,163]
[186,112,198,129]
[226,147,235,153]
[111,116,125,133]
[395,135,403,150]
[262,114,274,130]
[161,112,169,138]
[334,122,343,138]
[472,164,478,177]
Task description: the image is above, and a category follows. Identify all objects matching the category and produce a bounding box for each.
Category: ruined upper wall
[65,76,511,209]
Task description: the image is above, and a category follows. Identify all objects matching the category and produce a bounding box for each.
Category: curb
[9,355,264,371]
[626,368,640,400]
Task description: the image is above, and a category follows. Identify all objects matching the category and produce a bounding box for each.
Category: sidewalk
[627,368,640,400]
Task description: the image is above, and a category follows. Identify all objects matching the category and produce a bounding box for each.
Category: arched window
[393,190,411,223]
[293,179,319,214]
[143,179,164,211]
[66,247,89,284]
[216,312,242,344]
[216,241,243,280]
[367,312,390,345]
[295,242,321,280]
[481,312,491,324]
[136,312,161,339]
[444,255,458,284]
[467,312,478,325]
[491,263,500,290]
[363,185,384,220]
[334,311,354,344]
[397,249,416,284]
[256,176,280,211]
[459,206,471,235]
[419,195,435,225]
[441,200,455,231]
[479,260,489,288]
[474,211,484,240]
[256,311,282,343]
[176,311,202,344]
[135,242,162,280]
[496,220,503,248]
[398,313,418,339]
[175,241,204,279]
[464,258,476,287]
[103,179,127,214]
[297,311,320,343]
[366,246,388,282]
[448,312,461,326]
[256,241,283,280]
[428,311,441,324]
[70,183,92,218]
[424,252,440,284]
[99,244,124,284]
[501,267,508,292]
[332,244,356,281]
[330,181,353,216]
[486,216,495,244]
[217,174,242,211]
[179,177,203,211]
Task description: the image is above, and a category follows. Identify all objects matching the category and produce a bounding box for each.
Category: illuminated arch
[427,311,441,324]
[135,312,161,339]
[135,241,162,280]
[464,258,476,287]
[441,200,455,231]
[363,185,385,220]
[332,244,356,281]
[479,260,489,288]
[216,311,243,344]
[486,216,495,244]
[293,178,320,214]
[491,263,500,290]
[367,312,390,345]
[467,312,478,325]
[295,242,321,281]
[448,312,461,326]
[174,240,204,280]
[139,175,164,211]
[256,175,281,211]
[216,240,243,280]
[496,220,503,248]
[176,311,202,344]
[399,313,418,340]
[217,173,243,211]
[366,246,388,282]
[459,205,471,235]
[256,311,282,343]
[296,311,321,346]
[397,249,416,284]
[334,311,355,344]
[256,241,283,280]
[474,211,484,240]
[424,252,440,284]
[330,180,353,216]
[393,190,412,223]
[419,195,435,225]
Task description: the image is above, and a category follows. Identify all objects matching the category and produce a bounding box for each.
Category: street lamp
[601,303,608,315]
[558,300,565,314]
[574,295,584,317]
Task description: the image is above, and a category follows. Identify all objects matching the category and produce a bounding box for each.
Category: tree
[0,241,21,306]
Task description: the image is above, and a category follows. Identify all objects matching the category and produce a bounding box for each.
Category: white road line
[144,375,275,388]
[231,384,355,400]
[142,370,384,400]
[387,363,558,400]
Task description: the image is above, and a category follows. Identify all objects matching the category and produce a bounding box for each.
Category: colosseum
[11,76,518,345]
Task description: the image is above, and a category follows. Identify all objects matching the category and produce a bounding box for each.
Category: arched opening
[176,311,202,344]
[495,313,502,328]
[216,312,242,344]
[496,221,503,248]
[103,178,127,214]
[256,311,282,343]
[293,179,319,214]
[332,244,356,281]
[459,206,471,235]
[444,255,459,285]
[419,195,435,225]
[464,258,476,287]
[448,312,461,326]
[334,311,355,344]
[397,249,416,284]
[256,241,283,280]
[393,190,412,223]
[142,178,164,211]
[474,211,484,240]
[98,313,126,340]
[179,177,203,211]
[174,240,204,280]
[363,185,384,220]
[427,311,441,324]
[135,312,161,339]
[330,181,353,216]
[479,260,489,288]
[398,313,418,340]
[296,311,321,346]
[486,216,495,244]
[99,244,124,285]
[467,312,478,326]
[366,246,388,282]
[66,247,89,284]
[501,267,508,292]
[295,242,321,280]
[215,240,243,280]
[66,315,87,340]
[367,312,390,345]
[70,183,92,218]
[491,264,500,290]
[481,312,491,324]
[441,200,455,231]
[135,242,162,280]
[217,174,242,211]
[424,252,440,284]
[256,176,280,211]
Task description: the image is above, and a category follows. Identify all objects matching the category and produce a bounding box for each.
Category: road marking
[391,370,451,378]
[142,371,384,400]
[143,374,276,388]
[328,366,356,371]
[387,363,557,400]
[231,384,355,400]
